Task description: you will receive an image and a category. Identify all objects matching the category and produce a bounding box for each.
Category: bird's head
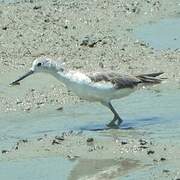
[10,57,65,85]
[31,57,64,73]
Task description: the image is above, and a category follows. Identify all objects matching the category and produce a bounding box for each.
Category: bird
[10,57,164,128]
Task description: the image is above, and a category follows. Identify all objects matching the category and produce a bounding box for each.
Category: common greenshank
[10,57,164,128]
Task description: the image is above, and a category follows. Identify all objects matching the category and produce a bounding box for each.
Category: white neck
[49,69,71,85]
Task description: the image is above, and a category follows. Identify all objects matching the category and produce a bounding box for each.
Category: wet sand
[1,129,180,179]
[0,0,180,179]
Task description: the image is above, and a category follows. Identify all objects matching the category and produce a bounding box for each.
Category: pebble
[121,141,128,145]
[16,100,22,104]
[99,62,104,68]
[139,139,148,145]
[44,19,50,23]
[67,155,79,161]
[52,139,61,145]
[15,145,19,150]
[33,6,41,10]
[80,36,101,48]
[2,26,7,30]
[19,139,28,143]
[160,157,166,161]
[1,150,9,154]
[24,107,31,112]
[139,146,148,149]
[147,150,155,155]
[56,107,63,111]
[87,138,94,143]
[37,137,43,141]
[55,136,64,141]
[162,169,170,173]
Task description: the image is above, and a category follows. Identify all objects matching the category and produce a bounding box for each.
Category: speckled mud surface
[0,0,180,112]
[0,0,180,179]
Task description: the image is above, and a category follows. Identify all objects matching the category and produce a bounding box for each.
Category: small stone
[33,6,41,10]
[87,138,94,143]
[67,155,79,161]
[121,141,128,145]
[19,139,28,143]
[36,102,44,105]
[56,107,63,111]
[24,107,31,112]
[64,25,68,29]
[102,40,107,45]
[44,149,50,151]
[16,100,22,104]
[55,136,64,141]
[44,19,50,23]
[52,139,61,145]
[2,26,7,30]
[147,150,155,155]
[37,137,43,141]
[88,148,93,152]
[139,139,148,145]
[160,157,166,161]
[80,36,89,46]
[80,36,100,48]
[99,62,104,68]
[139,146,148,149]
[162,169,170,173]
[2,150,9,154]
[73,65,83,69]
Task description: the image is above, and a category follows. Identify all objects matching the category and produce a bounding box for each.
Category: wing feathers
[88,72,164,89]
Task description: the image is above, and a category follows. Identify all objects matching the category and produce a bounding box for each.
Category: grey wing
[88,72,141,89]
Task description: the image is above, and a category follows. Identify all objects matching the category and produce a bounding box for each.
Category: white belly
[66,81,135,102]
[56,71,135,102]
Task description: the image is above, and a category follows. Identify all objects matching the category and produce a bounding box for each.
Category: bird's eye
[37,63,41,67]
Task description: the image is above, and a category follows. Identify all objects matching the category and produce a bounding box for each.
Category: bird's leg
[102,101,123,128]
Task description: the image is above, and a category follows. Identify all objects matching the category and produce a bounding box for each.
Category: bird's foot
[106,118,123,129]
[117,118,123,126]
[106,122,119,129]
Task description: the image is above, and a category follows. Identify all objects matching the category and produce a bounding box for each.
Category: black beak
[10,70,34,86]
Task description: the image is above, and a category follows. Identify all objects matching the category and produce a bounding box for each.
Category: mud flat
[0,0,180,112]
[0,0,180,179]
[1,128,180,180]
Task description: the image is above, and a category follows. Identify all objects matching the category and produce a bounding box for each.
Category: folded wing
[88,72,164,89]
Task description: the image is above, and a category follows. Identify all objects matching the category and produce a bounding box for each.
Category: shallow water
[1,85,180,148]
[0,78,180,179]
[134,18,180,50]
[0,156,76,180]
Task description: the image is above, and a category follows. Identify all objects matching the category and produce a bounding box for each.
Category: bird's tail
[136,72,165,84]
